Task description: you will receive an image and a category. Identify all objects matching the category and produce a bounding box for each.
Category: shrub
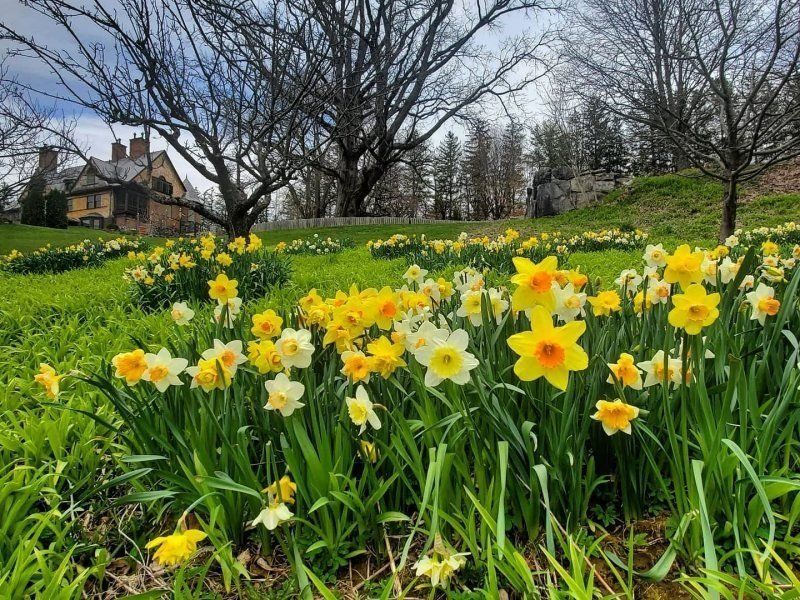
[44,190,69,229]
[1,237,143,274]
[20,188,47,227]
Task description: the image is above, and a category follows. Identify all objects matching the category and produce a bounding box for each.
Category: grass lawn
[1,172,799,597]
[0,223,144,254]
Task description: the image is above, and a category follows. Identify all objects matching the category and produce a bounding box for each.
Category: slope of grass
[0,223,146,255]
[258,173,800,248]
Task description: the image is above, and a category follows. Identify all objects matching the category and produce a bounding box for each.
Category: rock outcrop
[525,168,625,218]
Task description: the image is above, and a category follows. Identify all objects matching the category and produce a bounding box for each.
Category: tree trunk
[720,174,738,242]
[335,154,362,217]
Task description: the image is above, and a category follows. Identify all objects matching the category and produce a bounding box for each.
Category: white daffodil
[403,264,428,285]
[407,320,449,356]
[275,328,315,369]
[637,350,683,388]
[456,289,484,326]
[212,296,242,328]
[264,372,306,417]
[552,282,587,323]
[745,283,780,325]
[345,385,381,434]
[718,257,741,284]
[643,243,668,268]
[170,301,195,325]
[141,348,188,392]
[202,339,247,374]
[615,269,642,296]
[252,501,294,530]
[415,329,478,387]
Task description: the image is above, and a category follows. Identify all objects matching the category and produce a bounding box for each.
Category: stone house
[31,136,201,234]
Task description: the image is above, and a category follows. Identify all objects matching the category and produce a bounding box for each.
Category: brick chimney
[38,146,58,172]
[129,133,149,160]
[111,139,127,161]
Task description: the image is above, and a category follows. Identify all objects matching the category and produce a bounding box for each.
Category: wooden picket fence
[251,216,463,232]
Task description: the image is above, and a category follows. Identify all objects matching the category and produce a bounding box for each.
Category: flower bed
[1,237,143,274]
[275,234,354,255]
[124,233,290,310]
[367,227,649,272]
[38,235,800,593]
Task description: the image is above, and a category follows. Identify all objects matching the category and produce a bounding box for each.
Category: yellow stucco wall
[67,192,112,219]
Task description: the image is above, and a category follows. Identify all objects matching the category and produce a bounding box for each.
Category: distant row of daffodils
[275,234,354,255]
[1,237,141,274]
[123,233,290,309]
[35,231,800,589]
[367,227,648,272]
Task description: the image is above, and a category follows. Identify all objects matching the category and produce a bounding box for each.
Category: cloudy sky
[1,1,549,196]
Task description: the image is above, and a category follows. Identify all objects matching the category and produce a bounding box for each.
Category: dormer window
[85,171,96,185]
[152,176,173,196]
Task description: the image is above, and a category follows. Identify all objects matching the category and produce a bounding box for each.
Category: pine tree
[433,131,462,219]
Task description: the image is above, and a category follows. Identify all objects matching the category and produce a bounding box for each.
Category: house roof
[70,151,168,193]
[43,165,83,191]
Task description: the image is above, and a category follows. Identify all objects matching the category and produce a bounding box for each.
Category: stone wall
[525,168,626,218]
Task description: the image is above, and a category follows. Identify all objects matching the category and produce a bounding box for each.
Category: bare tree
[1,0,326,236]
[566,0,800,239]
[284,0,558,217]
[0,63,84,205]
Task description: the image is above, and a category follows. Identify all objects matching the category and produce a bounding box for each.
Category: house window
[152,176,173,196]
[67,198,73,211]
[85,172,96,185]
[80,216,104,229]
[87,194,103,209]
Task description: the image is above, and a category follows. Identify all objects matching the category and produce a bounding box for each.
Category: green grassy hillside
[4,173,798,256]
[0,224,139,254]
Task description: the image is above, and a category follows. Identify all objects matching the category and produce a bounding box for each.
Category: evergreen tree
[461,120,492,220]
[20,174,47,226]
[432,131,462,219]
[44,189,69,229]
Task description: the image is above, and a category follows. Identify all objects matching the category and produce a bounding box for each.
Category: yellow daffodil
[664,244,704,289]
[509,256,558,312]
[366,336,407,378]
[607,353,642,389]
[341,350,372,383]
[145,528,207,566]
[207,273,238,303]
[263,475,297,504]
[186,357,233,391]
[373,287,400,330]
[588,290,622,316]
[360,440,378,463]
[251,309,283,340]
[761,240,779,256]
[591,399,640,435]
[507,305,588,390]
[247,340,284,374]
[668,284,720,335]
[215,252,233,267]
[111,349,148,386]
[34,363,62,399]
[247,233,263,252]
